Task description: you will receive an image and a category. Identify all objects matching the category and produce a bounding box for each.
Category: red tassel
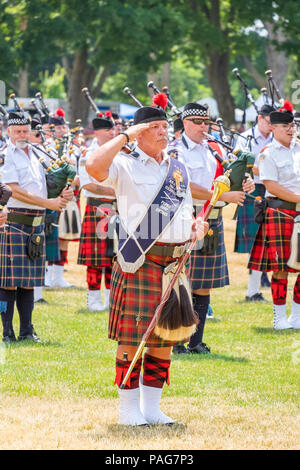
[105,110,112,118]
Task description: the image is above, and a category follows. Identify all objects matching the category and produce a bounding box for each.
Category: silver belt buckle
[172,244,186,258]
[32,216,43,227]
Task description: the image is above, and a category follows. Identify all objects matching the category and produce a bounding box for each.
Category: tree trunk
[67,48,91,126]
[206,51,235,126]
[161,62,171,90]
[17,64,29,97]
[264,22,288,97]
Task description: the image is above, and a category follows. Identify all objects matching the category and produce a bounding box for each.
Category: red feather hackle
[56,107,65,117]
[280,100,293,113]
[152,92,168,110]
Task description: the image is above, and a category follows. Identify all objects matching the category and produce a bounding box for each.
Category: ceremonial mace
[120,171,231,389]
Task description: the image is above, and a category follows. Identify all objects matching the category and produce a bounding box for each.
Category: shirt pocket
[17,163,31,183]
[276,160,294,182]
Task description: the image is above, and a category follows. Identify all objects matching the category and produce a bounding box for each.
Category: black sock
[188,294,210,349]
[0,289,16,337]
[16,288,34,336]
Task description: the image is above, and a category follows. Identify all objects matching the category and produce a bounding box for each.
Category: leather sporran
[198,226,219,255]
[287,215,300,270]
[254,198,268,224]
[26,233,45,261]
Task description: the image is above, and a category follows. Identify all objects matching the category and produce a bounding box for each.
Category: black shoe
[187,342,211,354]
[18,331,42,343]
[2,333,17,343]
[35,298,48,304]
[261,272,271,288]
[173,344,188,354]
[245,293,268,302]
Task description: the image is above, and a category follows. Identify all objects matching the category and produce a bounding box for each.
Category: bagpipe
[8,92,77,198]
[203,131,255,191]
[82,86,132,154]
[232,68,259,124]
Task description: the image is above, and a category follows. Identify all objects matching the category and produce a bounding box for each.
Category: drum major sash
[117,156,189,273]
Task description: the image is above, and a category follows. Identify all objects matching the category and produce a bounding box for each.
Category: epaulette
[167,149,179,159]
[258,145,270,163]
[260,144,270,154]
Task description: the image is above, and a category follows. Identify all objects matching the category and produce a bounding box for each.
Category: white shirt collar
[135,145,169,165]
[272,137,296,150]
[182,132,206,150]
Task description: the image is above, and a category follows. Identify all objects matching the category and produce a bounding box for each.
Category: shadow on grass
[4,340,63,349]
[76,308,108,314]
[172,353,249,363]
[107,422,187,439]
[252,326,300,335]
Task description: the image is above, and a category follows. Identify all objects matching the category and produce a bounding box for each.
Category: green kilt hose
[248,207,300,273]
[0,208,46,288]
[109,246,187,347]
[188,216,229,290]
[234,183,266,253]
[45,209,60,262]
[77,199,115,267]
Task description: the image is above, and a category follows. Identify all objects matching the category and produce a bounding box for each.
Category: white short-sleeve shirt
[258,139,300,197]
[97,146,194,243]
[79,138,115,200]
[171,132,219,206]
[1,140,47,209]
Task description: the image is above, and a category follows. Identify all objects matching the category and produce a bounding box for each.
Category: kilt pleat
[187,217,229,290]
[234,184,266,253]
[77,203,113,267]
[45,209,60,262]
[248,207,299,272]
[0,208,46,288]
[109,254,186,347]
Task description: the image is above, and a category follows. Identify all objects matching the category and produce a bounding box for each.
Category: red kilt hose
[109,245,188,347]
[77,199,116,267]
[248,207,300,273]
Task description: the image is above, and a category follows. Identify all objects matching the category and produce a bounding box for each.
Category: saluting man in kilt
[77,112,116,311]
[86,103,208,426]
[234,104,275,302]
[248,101,300,330]
[173,102,255,354]
[0,111,73,343]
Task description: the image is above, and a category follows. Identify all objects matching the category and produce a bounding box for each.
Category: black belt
[7,212,45,227]
[87,197,116,208]
[266,198,296,211]
[147,242,190,258]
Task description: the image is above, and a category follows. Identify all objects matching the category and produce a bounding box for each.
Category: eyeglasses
[185,118,210,125]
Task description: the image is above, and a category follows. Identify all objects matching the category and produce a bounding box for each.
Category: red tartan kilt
[77,203,113,267]
[248,207,300,272]
[109,248,188,347]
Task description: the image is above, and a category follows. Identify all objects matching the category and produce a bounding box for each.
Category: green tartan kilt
[108,256,186,347]
[0,208,46,288]
[234,183,266,253]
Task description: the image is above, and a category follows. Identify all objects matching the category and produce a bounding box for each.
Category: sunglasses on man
[185,118,211,125]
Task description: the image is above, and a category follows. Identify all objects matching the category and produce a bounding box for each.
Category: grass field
[0,204,299,450]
